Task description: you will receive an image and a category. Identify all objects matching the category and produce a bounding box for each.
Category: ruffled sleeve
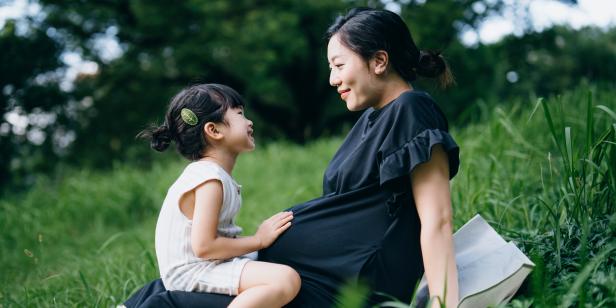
[376,92,460,186]
[378,128,459,185]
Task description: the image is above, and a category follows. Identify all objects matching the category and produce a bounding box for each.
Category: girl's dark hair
[137,83,245,160]
[326,7,454,88]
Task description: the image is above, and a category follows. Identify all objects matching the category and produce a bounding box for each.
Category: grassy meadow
[1,85,615,307]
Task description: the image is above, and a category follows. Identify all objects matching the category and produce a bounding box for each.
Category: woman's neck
[200,150,237,175]
[373,76,413,110]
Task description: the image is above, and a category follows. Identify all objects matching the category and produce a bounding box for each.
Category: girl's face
[220,107,255,153]
[327,34,382,111]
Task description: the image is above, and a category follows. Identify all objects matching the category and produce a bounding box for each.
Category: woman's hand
[255,211,294,249]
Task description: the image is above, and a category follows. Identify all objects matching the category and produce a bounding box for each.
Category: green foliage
[2,84,615,306]
[450,85,616,307]
[6,0,615,192]
[0,0,510,181]
[0,19,68,188]
[0,138,338,306]
[36,0,354,169]
[433,26,616,125]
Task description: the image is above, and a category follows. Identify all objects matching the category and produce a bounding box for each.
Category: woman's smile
[338,89,351,100]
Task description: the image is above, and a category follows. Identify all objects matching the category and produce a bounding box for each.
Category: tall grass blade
[97,232,124,254]
[527,98,543,123]
[79,270,92,296]
[541,98,566,165]
[596,105,616,121]
[537,197,561,269]
[583,92,593,210]
[585,92,594,156]
[564,127,573,177]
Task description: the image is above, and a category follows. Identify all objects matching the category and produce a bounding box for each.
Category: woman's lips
[339,89,350,100]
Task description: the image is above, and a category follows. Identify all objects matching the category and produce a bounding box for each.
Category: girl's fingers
[276,221,292,234]
[275,214,294,228]
[269,211,292,221]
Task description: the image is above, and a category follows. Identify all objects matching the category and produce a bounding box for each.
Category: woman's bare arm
[411,144,459,307]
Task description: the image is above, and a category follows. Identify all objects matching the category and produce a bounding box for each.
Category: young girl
[139,83,301,308]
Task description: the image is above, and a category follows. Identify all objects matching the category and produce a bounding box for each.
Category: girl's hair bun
[137,124,172,152]
[150,125,172,152]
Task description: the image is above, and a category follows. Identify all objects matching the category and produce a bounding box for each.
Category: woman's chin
[346,101,368,112]
[345,101,360,111]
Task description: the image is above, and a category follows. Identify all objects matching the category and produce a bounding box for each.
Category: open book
[416,214,534,307]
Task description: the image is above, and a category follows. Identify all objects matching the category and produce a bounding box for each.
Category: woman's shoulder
[387,90,448,130]
[376,90,435,120]
[392,90,438,112]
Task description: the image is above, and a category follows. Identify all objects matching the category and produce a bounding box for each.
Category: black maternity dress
[125,90,460,307]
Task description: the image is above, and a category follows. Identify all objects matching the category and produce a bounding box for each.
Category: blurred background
[2,1,616,306]
[1,0,615,192]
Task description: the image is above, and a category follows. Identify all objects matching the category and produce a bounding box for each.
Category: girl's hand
[255,211,293,249]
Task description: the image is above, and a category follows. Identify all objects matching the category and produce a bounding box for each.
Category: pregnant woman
[125,7,460,308]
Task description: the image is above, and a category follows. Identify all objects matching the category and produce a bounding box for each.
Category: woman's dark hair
[326,7,454,88]
[137,83,245,160]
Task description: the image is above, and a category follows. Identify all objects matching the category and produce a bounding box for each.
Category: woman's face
[327,34,381,111]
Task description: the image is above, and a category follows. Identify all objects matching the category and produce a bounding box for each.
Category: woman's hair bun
[415,50,455,88]
[416,50,446,78]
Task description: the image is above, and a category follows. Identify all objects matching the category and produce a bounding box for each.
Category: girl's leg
[229,261,301,308]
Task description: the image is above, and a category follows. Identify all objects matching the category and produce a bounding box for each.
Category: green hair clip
[180,108,198,126]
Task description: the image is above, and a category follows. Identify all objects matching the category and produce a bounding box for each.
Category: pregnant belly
[259,184,423,304]
[259,185,393,285]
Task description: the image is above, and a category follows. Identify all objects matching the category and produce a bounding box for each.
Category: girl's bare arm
[191,180,292,260]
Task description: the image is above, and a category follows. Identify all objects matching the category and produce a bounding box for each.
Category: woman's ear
[203,122,223,141]
[371,50,389,75]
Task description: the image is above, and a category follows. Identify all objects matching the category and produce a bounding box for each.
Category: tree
[5,0,599,187]
[37,0,355,168]
[0,20,67,189]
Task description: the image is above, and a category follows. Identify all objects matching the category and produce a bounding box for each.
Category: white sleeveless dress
[155,160,256,295]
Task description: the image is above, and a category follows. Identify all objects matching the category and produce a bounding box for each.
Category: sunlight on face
[327,35,378,111]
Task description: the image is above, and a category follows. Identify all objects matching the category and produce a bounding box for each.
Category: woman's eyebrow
[328,55,343,63]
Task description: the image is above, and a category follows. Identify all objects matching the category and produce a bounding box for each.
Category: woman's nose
[329,71,341,87]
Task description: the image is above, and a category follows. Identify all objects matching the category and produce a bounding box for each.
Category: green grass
[1,85,615,307]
